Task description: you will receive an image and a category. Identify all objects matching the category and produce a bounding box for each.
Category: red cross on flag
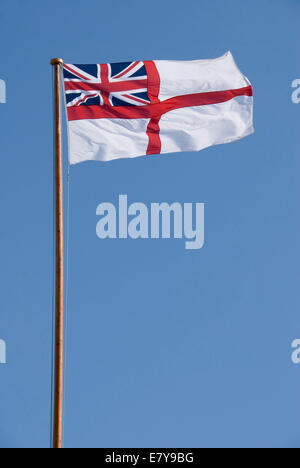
[63,52,254,164]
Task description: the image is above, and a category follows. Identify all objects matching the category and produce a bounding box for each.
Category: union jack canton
[64,61,151,108]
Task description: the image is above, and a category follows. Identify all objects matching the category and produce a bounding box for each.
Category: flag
[63,52,253,164]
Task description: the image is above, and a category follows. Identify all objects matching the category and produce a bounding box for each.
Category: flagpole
[50,57,64,449]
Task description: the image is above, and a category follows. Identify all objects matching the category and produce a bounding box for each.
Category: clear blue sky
[0,0,299,448]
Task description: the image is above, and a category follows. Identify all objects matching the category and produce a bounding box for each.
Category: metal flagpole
[50,57,64,449]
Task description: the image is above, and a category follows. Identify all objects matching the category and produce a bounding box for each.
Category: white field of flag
[63,52,254,164]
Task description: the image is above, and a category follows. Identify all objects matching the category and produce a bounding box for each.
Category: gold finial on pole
[50,58,64,66]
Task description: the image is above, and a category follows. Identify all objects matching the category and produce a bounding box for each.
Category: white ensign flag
[63,52,254,164]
